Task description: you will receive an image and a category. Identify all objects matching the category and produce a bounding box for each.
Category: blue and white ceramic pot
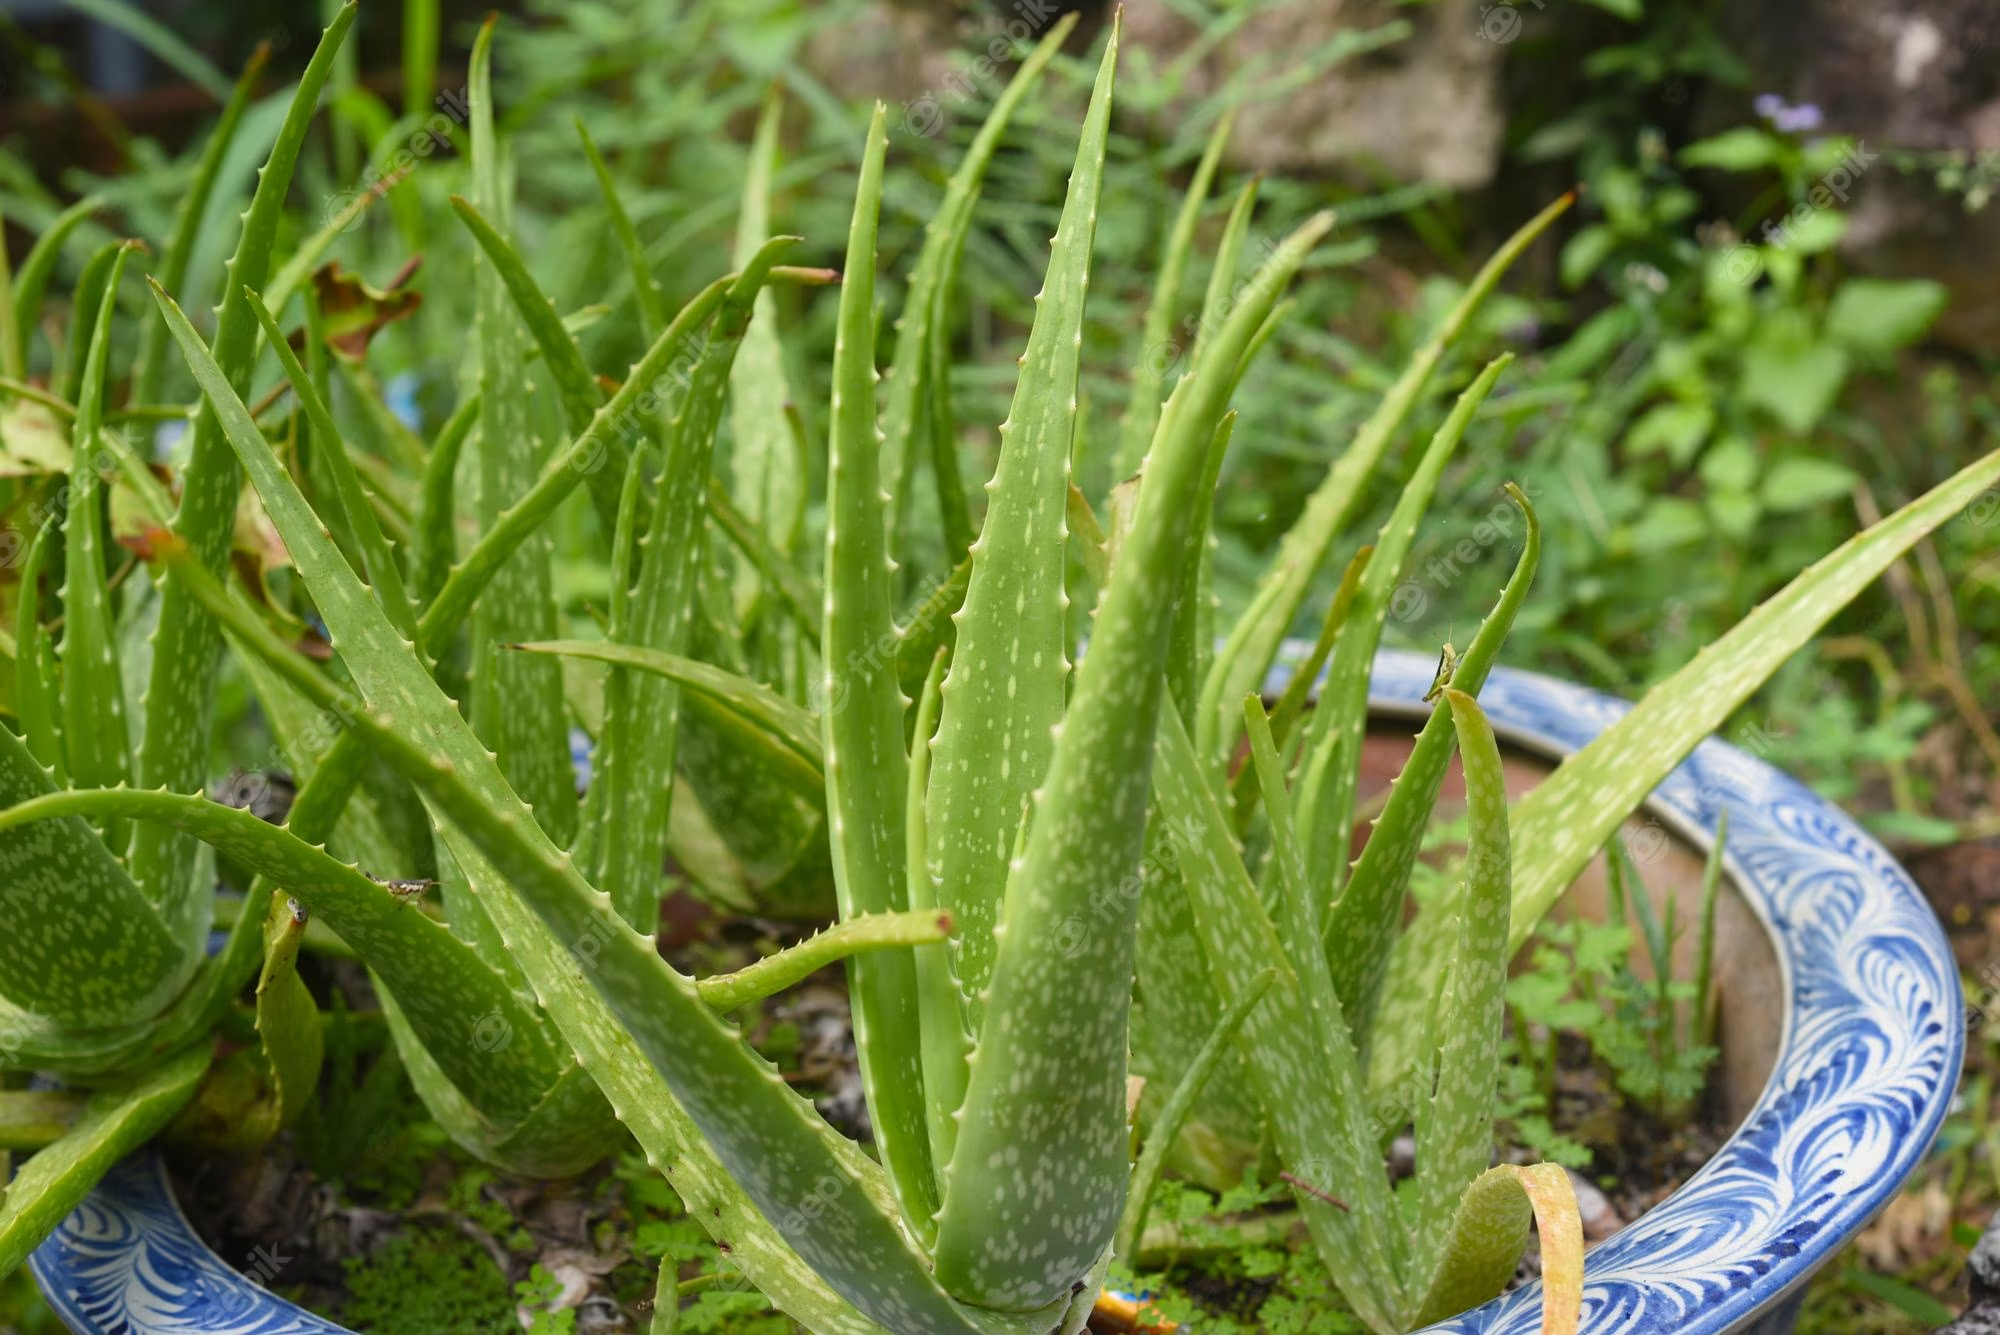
[30,649,1961,1334]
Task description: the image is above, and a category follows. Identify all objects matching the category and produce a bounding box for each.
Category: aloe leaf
[406,394,474,608]
[1115,965,1272,1262]
[252,892,322,1131]
[1151,705,1401,1333]
[13,518,62,778]
[416,273,737,655]
[925,305,975,568]
[1508,444,2000,948]
[133,46,265,402]
[60,245,138,844]
[698,911,951,1011]
[0,1093,85,1152]
[600,245,796,929]
[1189,176,1259,371]
[1199,194,1572,772]
[0,721,184,1029]
[577,120,666,337]
[158,235,1028,1335]
[1229,543,1371,829]
[449,194,608,471]
[1112,108,1233,482]
[1414,1163,1582,1332]
[0,1044,208,1278]
[1407,689,1512,1298]
[925,23,1117,1033]
[894,554,971,704]
[879,11,1080,537]
[1242,696,1314,955]
[55,242,120,408]
[465,18,576,850]
[933,221,1339,1316]
[512,639,821,795]
[706,478,822,651]
[906,646,970,1176]
[1296,353,1511,896]
[15,195,105,376]
[728,85,803,630]
[251,287,417,640]
[132,0,356,939]
[820,102,941,1243]
[1167,412,1233,734]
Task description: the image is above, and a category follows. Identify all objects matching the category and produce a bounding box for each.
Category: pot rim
[30,648,1961,1334]
[1331,647,1958,1335]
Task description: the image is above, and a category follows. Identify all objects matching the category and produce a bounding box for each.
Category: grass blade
[16,195,105,377]
[576,118,667,340]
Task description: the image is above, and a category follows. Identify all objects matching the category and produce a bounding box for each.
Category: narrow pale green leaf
[926,22,1117,1033]
[879,11,1080,535]
[1190,176,1258,371]
[1200,194,1572,772]
[59,0,230,100]
[61,243,139,849]
[1242,696,1313,955]
[1151,705,1402,1333]
[252,891,322,1131]
[1507,443,2000,947]
[1112,108,1233,482]
[17,196,106,378]
[13,518,63,780]
[1409,689,1512,1294]
[822,102,939,1243]
[0,1044,208,1278]
[728,84,804,629]
[906,646,969,1177]
[576,117,667,340]
[1115,965,1272,1261]
[1296,354,1512,898]
[466,15,576,848]
[133,45,264,402]
[1344,484,1537,1055]
[132,0,356,943]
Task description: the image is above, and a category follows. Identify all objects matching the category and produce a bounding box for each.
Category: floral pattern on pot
[29,648,1959,1335]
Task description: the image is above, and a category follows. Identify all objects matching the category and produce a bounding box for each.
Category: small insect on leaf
[1424,636,1460,704]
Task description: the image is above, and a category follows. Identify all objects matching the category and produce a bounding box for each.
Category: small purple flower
[1775,103,1823,133]
[1754,92,1785,119]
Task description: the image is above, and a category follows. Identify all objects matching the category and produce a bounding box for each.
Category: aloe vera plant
[1,10,1996,1335]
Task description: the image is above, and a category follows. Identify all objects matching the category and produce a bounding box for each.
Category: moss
[338,1225,513,1334]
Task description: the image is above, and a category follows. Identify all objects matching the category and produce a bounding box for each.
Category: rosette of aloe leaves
[3,8,1999,1335]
